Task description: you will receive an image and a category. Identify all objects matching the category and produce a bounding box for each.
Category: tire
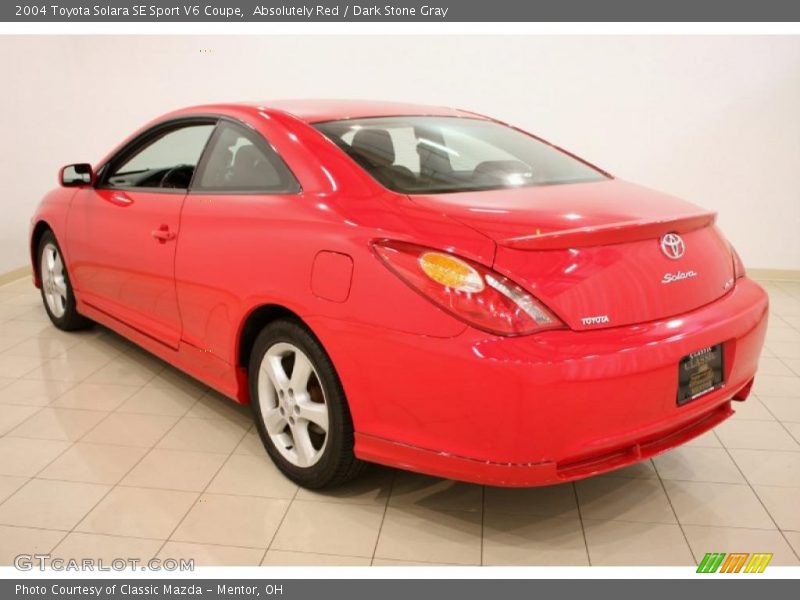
[249,319,365,488]
[37,230,92,331]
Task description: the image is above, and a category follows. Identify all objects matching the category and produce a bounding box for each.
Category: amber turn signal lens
[418,252,485,293]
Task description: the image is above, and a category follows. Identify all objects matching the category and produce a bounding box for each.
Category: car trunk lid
[408,180,735,330]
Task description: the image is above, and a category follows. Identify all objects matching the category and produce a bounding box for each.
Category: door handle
[151,225,177,243]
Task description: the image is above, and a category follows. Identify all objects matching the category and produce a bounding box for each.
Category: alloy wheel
[257,342,330,468]
[40,242,67,318]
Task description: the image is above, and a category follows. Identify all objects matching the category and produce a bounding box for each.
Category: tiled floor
[0,276,799,567]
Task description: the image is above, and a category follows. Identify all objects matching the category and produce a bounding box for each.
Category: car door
[67,119,216,349]
[174,119,302,366]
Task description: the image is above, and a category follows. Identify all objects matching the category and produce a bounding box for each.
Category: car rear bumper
[309,277,769,486]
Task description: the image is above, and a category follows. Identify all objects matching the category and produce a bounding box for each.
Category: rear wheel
[249,319,365,488]
[37,231,91,331]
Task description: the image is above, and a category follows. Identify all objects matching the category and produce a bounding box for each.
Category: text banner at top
[5,0,800,22]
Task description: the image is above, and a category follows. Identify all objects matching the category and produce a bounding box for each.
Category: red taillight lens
[731,245,746,279]
[373,240,564,335]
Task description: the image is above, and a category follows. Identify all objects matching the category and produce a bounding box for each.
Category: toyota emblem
[660,233,685,260]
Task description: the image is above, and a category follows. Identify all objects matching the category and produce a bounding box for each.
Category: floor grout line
[652,459,698,565]
[571,481,592,566]
[368,469,396,566]
[151,419,253,561]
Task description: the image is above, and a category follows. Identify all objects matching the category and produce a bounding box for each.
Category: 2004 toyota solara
[29,100,768,488]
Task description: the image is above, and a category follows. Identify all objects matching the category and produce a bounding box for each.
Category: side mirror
[59,163,94,187]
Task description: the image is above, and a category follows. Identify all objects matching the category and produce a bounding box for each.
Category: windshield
[314,116,607,194]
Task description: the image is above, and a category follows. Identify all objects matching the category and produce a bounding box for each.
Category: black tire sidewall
[249,319,354,488]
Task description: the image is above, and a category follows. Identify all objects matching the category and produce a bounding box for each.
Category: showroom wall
[1,35,799,274]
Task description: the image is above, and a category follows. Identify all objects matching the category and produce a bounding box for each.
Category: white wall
[1,35,799,273]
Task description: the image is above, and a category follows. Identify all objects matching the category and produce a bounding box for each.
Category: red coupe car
[30,100,768,488]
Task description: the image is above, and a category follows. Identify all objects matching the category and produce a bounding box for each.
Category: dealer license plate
[677,344,724,406]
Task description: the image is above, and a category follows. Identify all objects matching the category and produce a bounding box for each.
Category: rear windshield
[314,116,607,194]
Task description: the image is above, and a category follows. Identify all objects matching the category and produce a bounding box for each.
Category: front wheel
[37,231,92,331]
[249,319,365,488]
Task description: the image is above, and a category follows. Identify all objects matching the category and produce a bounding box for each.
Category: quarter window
[193,122,300,193]
[106,124,215,190]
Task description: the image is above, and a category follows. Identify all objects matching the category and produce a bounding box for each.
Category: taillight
[731,245,746,279]
[373,240,564,335]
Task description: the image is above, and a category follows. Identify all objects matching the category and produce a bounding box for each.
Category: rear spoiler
[498,212,717,251]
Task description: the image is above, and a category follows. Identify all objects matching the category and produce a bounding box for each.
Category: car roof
[244,99,482,123]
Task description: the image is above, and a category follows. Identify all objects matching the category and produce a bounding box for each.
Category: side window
[106,123,215,190]
[194,122,300,193]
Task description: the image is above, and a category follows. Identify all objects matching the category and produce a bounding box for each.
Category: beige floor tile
[0,525,65,566]
[53,532,163,563]
[122,448,227,492]
[0,378,74,406]
[233,431,264,456]
[156,417,247,454]
[77,486,197,539]
[374,505,481,565]
[24,354,109,382]
[760,396,800,423]
[784,531,800,557]
[172,493,289,548]
[51,383,139,411]
[263,549,370,566]
[0,332,29,353]
[482,512,587,566]
[274,499,384,558]
[5,333,79,357]
[754,376,800,398]
[583,520,694,566]
[715,420,799,451]
[757,357,795,377]
[682,429,722,448]
[117,384,199,417]
[682,525,799,566]
[159,541,265,566]
[765,327,800,345]
[206,454,298,499]
[295,467,392,505]
[0,437,71,476]
[576,476,676,524]
[0,404,40,435]
[386,471,481,512]
[664,481,775,529]
[730,396,776,421]
[184,391,252,424]
[0,479,109,530]
[783,358,800,377]
[148,367,208,398]
[8,407,107,441]
[82,413,179,447]
[753,485,800,531]
[764,342,800,360]
[785,422,800,444]
[86,355,162,387]
[56,340,121,364]
[730,449,800,487]
[0,354,45,378]
[484,483,578,519]
[653,447,745,484]
[601,459,658,479]
[0,475,28,503]
[39,443,147,485]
